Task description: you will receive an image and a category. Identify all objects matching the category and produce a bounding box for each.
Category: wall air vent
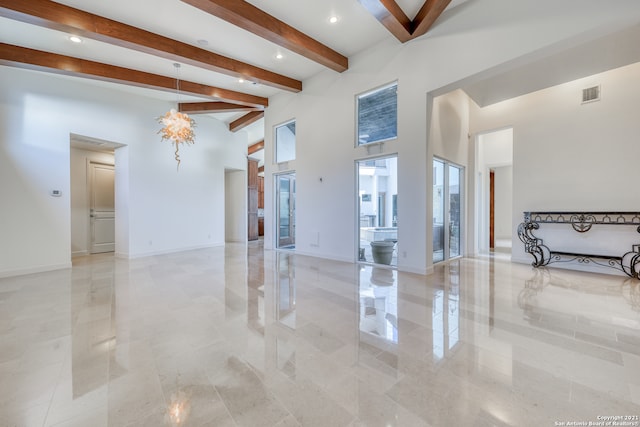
[582,85,600,104]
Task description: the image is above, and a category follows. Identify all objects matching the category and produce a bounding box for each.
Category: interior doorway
[475,128,513,256]
[70,134,125,258]
[89,162,115,253]
[276,172,296,249]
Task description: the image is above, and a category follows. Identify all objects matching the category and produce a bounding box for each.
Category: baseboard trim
[226,238,247,243]
[0,262,72,279]
[398,265,430,275]
[289,250,432,276]
[293,249,353,264]
[72,250,88,258]
[128,242,225,259]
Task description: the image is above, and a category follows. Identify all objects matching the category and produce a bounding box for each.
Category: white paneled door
[89,162,115,254]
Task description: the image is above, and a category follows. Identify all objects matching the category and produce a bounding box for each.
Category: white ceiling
[0,0,469,146]
[2,0,639,148]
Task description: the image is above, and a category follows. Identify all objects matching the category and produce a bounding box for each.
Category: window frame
[355,81,398,147]
[274,119,296,164]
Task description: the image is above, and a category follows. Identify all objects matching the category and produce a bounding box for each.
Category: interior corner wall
[430,90,471,167]
[70,148,115,257]
[428,90,471,265]
[262,1,640,275]
[0,67,246,277]
[470,62,640,271]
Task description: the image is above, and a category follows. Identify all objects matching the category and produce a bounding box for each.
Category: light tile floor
[1,243,639,426]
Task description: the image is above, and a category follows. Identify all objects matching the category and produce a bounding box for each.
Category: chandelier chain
[174,62,181,105]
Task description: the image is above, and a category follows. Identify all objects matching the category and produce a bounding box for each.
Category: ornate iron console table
[517,211,640,279]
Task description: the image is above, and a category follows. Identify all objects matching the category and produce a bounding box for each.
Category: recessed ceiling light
[69,35,82,43]
[275,53,284,60]
[329,16,339,24]
[238,78,245,83]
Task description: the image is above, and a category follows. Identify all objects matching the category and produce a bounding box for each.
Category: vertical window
[433,158,464,263]
[356,82,398,146]
[357,155,398,266]
[275,120,296,163]
[276,172,296,249]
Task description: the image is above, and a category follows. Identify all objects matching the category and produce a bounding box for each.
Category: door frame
[490,169,495,250]
[433,157,465,264]
[473,127,513,255]
[356,154,398,267]
[275,171,296,249]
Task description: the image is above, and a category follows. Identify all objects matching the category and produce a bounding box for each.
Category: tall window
[433,158,463,263]
[275,120,296,163]
[276,172,296,250]
[357,155,398,266]
[356,82,397,146]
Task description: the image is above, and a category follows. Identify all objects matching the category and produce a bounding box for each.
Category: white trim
[398,265,431,275]
[72,250,88,257]
[0,263,72,279]
[355,153,399,267]
[355,80,399,147]
[127,242,225,259]
[274,118,296,164]
[294,249,352,264]
[225,238,246,243]
[274,171,296,250]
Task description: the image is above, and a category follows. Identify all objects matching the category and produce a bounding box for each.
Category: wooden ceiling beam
[229,111,264,132]
[358,0,412,43]
[358,0,450,43]
[0,43,268,107]
[0,0,302,92]
[181,0,348,72]
[248,140,264,155]
[179,101,262,114]
[411,0,452,39]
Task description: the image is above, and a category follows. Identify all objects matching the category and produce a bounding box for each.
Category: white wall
[429,90,471,263]
[70,148,115,256]
[470,61,640,273]
[0,67,247,277]
[430,90,470,167]
[114,146,130,258]
[263,0,640,275]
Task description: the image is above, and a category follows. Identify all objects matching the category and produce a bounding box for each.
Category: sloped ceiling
[462,23,640,107]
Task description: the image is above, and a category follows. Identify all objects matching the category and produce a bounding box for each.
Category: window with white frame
[356,82,398,146]
[275,120,296,163]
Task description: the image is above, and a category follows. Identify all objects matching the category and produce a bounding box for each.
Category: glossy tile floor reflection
[1,243,640,426]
